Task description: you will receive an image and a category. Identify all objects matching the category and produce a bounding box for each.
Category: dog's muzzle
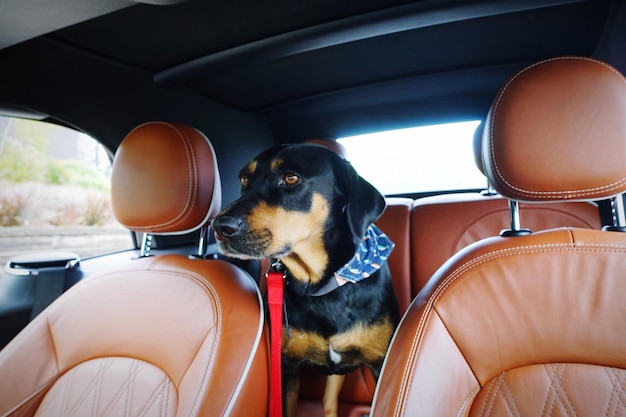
[212,215,246,242]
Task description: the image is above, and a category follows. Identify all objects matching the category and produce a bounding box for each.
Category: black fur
[213,143,399,416]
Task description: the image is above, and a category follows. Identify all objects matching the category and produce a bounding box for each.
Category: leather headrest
[304,137,349,159]
[472,121,485,176]
[483,57,626,202]
[111,121,221,234]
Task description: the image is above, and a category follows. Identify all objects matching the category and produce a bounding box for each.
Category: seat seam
[501,374,522,417]
[432,241,626,309]
[488,56,626,200]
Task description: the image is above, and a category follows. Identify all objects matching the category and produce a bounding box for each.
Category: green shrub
[0,140,47,182]
[45,159,110,191]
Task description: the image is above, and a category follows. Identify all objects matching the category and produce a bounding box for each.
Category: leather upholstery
[299,126,602,416]
[483,57,626,201]
[373,228,626,416]
[411,194,601,291]
[0,121,268,417]
[371,57,626,417]
[112,121,222,234]
[0,256,268,417]
[304,137,350,159]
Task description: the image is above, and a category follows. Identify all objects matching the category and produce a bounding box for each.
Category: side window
[0,116,133,265]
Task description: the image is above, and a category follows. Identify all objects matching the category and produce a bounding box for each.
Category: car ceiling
[0,0,621,143]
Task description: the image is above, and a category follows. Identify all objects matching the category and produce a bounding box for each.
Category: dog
[212,143,399,417]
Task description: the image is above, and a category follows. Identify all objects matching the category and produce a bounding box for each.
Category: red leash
[267,262,285,417]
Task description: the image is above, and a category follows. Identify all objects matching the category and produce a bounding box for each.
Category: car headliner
[0,0,621,201]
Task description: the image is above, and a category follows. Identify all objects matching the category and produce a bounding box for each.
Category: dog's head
[213,143,385,284]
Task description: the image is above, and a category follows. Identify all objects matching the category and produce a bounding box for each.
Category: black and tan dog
[212,143,399,417]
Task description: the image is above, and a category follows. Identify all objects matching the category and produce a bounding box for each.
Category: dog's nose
[213,215,246,240]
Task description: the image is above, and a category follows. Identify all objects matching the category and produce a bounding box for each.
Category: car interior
[1,0,626,416]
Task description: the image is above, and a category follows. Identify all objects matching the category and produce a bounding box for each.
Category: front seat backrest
[0,121,269,417]
[370,57,626,417]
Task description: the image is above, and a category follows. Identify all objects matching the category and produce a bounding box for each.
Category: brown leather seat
[411,119,602,293]
[0,122,269,417]
[411,193,601,292]
[371,57,626,416]
[305,137,350,159]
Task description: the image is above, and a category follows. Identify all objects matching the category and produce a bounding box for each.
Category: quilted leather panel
[34,357,177,417]
[472,363,626,417]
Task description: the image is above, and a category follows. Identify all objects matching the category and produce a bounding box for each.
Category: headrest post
[603,195,626,232]
[501,200,531,237]
[139,233,153,258]
[480,178,497,196]
[613,195,626,228]
[190,225,211,259]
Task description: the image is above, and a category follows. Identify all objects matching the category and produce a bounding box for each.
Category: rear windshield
[338,120,485,195]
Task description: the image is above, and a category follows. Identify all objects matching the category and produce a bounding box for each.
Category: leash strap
[267,263,285,417]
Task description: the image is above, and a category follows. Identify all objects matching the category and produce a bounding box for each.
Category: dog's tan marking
[246,160,257,174]
[282,316,394,366]
[329,316,395,363]
[282,328,328,364]
[248,193,330,284]
[285,377,300,417]
[323,374,346,417]
[271,157,283,171]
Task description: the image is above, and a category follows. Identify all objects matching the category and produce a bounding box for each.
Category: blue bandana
[334,224,394,284]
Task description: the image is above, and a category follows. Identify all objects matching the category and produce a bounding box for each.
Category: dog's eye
[240,175,249,188]
[283,173,300,186]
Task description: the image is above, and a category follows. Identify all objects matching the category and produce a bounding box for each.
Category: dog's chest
[280,314,395,372]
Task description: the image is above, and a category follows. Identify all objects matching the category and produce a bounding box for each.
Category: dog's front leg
[322,373,346,417]
[282,362,300,417]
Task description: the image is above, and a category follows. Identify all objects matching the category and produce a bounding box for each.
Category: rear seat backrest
[374,197,413,312]
[411,194,601,292]
[409,121,602,294]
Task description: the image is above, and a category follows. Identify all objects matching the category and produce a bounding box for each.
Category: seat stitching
[604,367,618,417]
[136,371,171,417]
[455,385,481,417]
[126,359,140,417]
[501,374,522,417]
[65,358,108,417]
[604,367,626,417]
[562,365,579,417]
[133,122,197,231]
[391,305,438,417]
[542,364,579,417]
[400,241,626,416]
[98,358,132,417]
[555,364,578,417]
[60,361,74,415]
[541,364,558,417]
[487,56,626,199]
[478,374,499,417]
[184,273,222,417]
[431,241,626,308]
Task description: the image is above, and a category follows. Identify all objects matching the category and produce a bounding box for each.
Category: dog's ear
[343,161,386,245]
